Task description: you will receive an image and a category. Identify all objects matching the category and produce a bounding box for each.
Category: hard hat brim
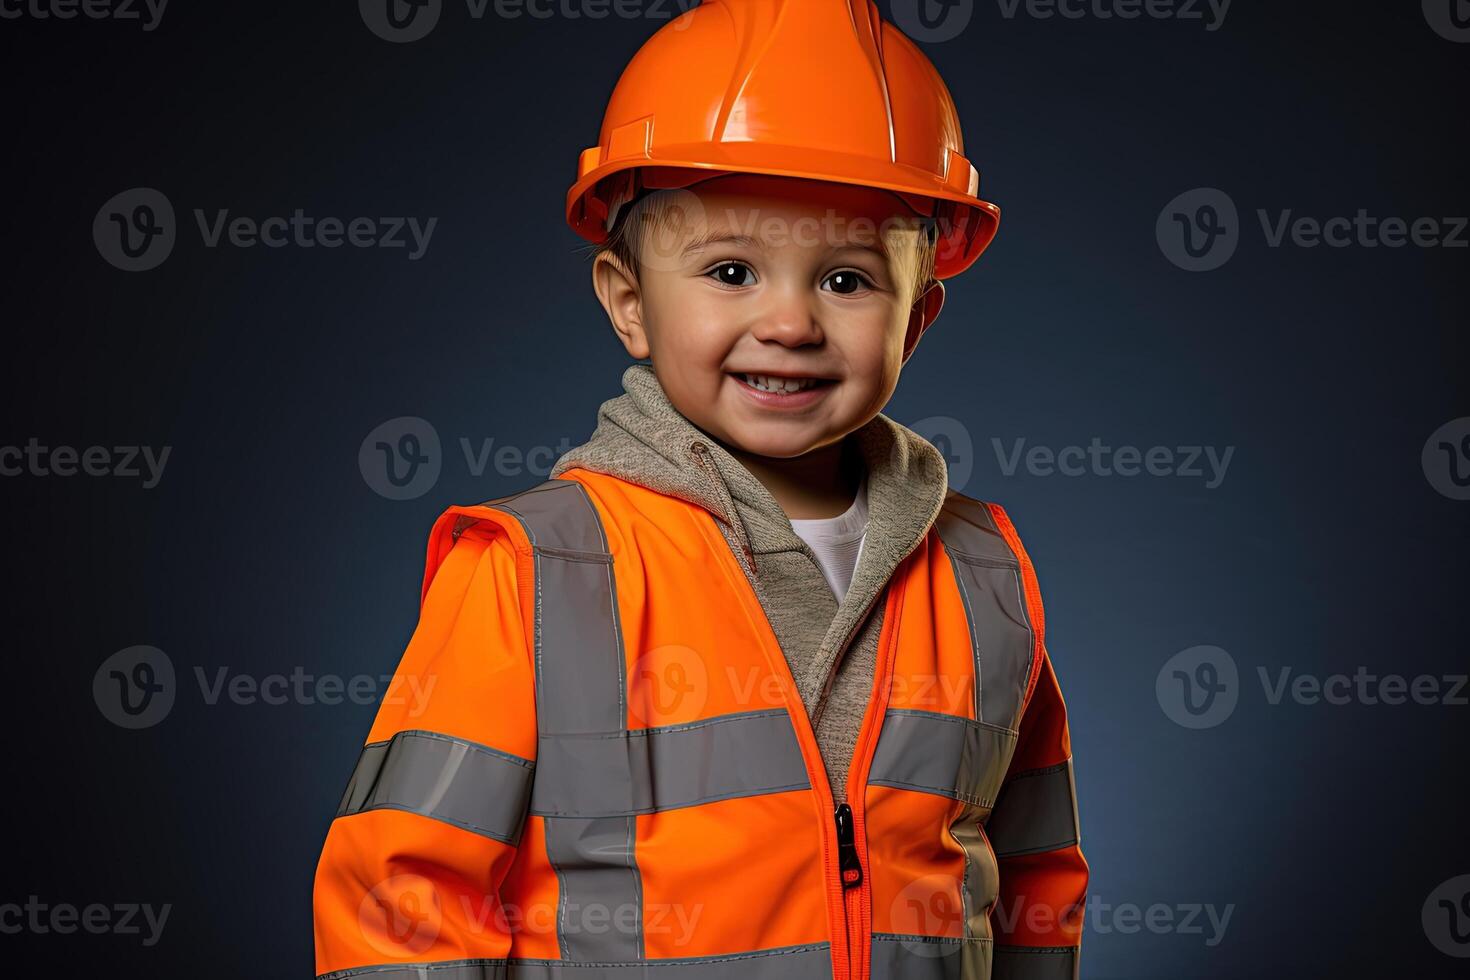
[566,141,1000,280]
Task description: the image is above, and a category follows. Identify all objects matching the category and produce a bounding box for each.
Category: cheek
[841,306,907,376]
[646,282,742,366]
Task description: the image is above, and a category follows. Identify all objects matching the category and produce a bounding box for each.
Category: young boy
[313,2,1088,978]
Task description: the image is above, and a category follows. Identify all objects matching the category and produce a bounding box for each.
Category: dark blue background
[1,1,1465,976]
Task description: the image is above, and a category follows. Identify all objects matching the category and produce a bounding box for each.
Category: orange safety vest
[314,470,1087,979]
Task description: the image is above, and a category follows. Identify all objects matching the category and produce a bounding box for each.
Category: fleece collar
[549,362,950,708]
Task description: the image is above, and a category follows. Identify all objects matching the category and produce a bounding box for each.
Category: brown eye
[707,262,754,287]
[823,270,871,294]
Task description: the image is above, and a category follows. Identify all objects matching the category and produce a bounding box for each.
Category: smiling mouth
[733,373,836,394]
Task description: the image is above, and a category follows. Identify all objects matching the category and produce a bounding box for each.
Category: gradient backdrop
[1,1,1466,976]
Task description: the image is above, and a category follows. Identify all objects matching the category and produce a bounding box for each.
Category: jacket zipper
[695,508,905,980]
[835,802,866,979]
[683,446,913,980]
[839,578,906,980]
[835,802,863,888]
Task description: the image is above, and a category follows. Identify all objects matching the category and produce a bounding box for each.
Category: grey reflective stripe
[868,709,1010,964]
[488,481,626,736]
[484,480,641,962]
[933,494,1036,732]
[320,962,505,980]
[318,944,832,980]
[992,946,1079,980]
[867,709,1010,964]
[337,731,534,846]
[926,494,1043,973]
[543,814,641,961]
[868,708,1016,808]
[530,709,810,817]
[870,934,990,980]
[986,760,1080,858]
[950,815,997,952]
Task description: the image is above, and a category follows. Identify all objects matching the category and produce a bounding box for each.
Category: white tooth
[742,373,816,393]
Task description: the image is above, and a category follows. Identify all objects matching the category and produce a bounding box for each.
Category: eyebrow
[831,240,892,259]
[681,233,758,256]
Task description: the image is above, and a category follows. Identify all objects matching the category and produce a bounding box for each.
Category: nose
[748,286,824,348]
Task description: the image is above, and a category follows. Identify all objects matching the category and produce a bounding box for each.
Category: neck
[721,436,863,520]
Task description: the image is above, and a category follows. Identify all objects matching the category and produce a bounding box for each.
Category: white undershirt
[789,473,870,602]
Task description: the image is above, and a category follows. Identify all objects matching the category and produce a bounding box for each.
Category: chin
[724,428,831,460]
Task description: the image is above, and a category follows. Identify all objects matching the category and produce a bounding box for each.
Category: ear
[592,252,650,360]
[901,280,946,364]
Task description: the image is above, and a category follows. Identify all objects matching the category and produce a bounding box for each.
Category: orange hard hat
[565,0,1000,279]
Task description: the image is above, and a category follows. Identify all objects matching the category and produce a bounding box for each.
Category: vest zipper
[837,573,907,980]
[835,802,867,980]
[834,803,863,887]
[689,471,910,980]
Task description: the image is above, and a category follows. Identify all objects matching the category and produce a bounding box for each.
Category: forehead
[685,174,923,246]
[661,174,923,262]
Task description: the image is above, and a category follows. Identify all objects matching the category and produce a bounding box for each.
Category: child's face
[593,174,942,460]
